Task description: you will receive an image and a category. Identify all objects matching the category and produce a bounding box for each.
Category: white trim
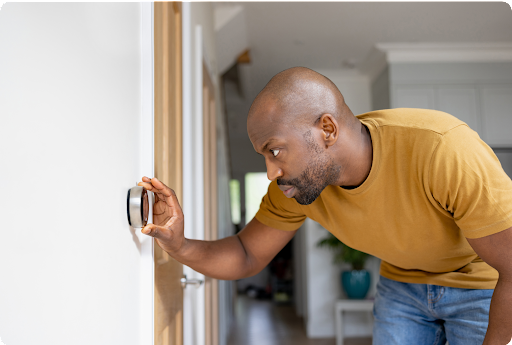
[139,3,154,345]
[201,39,216,87]
[386,50,512,63]
[193,24,207,345]
[182,2,193,241]
[377,42,512,63]
[182,5,196,345]
[361,42,512,83]
[183,17,208,345]
[194,23,205,241]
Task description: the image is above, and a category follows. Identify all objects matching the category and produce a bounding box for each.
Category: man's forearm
[483,277,512,344]
[168,235,258,281]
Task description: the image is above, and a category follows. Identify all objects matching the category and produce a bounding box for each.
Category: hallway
[227,295,372,345]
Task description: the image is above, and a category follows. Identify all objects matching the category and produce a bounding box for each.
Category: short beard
[277,130,341,205]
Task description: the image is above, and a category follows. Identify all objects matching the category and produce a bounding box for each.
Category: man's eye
[271,149,280,157]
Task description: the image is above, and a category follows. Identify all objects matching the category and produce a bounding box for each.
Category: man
[138,67,512,344]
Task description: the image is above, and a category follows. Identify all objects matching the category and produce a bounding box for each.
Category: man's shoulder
[356,108,467,135]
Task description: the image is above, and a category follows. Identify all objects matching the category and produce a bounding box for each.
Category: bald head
[248,67,354,130]
[246,67,373,194]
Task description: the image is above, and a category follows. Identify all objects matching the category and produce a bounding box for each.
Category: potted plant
[317,233,371,299]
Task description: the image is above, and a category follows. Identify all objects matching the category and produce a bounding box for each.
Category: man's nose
[266,159,283,181]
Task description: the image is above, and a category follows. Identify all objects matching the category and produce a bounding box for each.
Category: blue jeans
[373,275,494,345]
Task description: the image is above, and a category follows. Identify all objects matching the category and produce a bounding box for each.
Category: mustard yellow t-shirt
[255,108,512,289]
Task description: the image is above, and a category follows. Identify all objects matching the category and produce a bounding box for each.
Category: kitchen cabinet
[373,61,512,146]
[481,84,512,147]
[436,86,480,134]
[393,84,481,134]
[393,86,435,109]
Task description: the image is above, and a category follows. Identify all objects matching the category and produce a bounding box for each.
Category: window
[245,172,271,223]
[229,179,241,225]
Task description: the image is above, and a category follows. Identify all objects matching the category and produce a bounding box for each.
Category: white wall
[0,3,153,345]
[300,220,377,338]
[214,4,249,75]
[315,69,373,116]
[303,219,343,337]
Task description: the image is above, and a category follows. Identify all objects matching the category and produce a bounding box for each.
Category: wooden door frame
[154,2,183,345]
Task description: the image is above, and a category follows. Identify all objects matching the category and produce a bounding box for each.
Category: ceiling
[229,2,512,100]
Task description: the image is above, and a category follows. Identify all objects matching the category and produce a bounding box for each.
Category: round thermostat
[127,186,149,228]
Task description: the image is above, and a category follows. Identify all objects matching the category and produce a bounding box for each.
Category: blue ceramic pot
[341,270,371,299]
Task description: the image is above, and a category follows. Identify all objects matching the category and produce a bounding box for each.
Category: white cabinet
[393,85,482,134]
[394,86,435,109]
[436,86,480,133]
[375,62,512,147]
[481,85,512,147]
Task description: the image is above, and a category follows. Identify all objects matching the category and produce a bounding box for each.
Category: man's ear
[319,114,338,147]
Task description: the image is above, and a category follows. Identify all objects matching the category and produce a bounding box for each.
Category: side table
[335,299,374,345]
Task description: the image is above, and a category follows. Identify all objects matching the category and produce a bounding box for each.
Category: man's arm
[467,226,512,344]
[173,218,296,280]
[138,176,297,280]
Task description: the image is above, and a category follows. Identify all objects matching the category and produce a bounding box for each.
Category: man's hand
[137,176,186,256]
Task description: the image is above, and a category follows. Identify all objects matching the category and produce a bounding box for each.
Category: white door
[0,3,154,344]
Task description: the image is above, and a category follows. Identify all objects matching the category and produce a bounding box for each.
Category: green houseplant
[317,233,371,299]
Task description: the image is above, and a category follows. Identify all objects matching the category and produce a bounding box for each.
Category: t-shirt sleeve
[429,124,512,239]
[254,180,307,231]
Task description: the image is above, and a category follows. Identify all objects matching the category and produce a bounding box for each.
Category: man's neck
[340,122,373,188]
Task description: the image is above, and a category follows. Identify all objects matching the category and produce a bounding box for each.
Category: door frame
[153,2,184,345]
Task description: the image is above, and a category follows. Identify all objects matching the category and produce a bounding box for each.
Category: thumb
[141,224,168,239]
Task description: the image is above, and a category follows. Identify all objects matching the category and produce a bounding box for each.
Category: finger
[139,176,153,188]
[148,178,183,215]
[138,178,183,217]
[146,177,172,196]
[138,178,169,199]
[141,224,170,239]
[137,181,154,191]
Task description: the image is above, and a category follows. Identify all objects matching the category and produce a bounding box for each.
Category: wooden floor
[227,295,372,345]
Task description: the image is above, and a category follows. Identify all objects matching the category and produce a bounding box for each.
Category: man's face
[248,114,340,205]
[276,130,340,205]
